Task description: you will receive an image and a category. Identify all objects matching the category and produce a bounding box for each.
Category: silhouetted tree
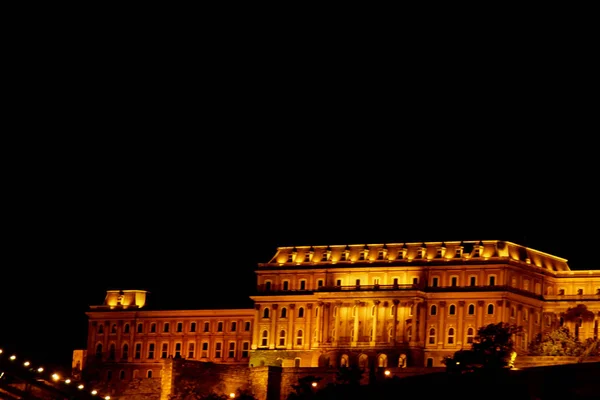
[443,322,522,372]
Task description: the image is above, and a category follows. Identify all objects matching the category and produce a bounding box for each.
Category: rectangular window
[283,281,289,291]
[135,343,141,359]
[204,322,210,332]
[217,322,223,332]
[336,279,342,286]
[451,277,458,287]
[175,343,182,358]
[300,280,306,290]
[228,342,236,358]
[413,277,418,285]
[201,342,209,358]
[231,321,237,332]
[163,323,170,333]
[489,276,496,286]
[373,278,380,285]
[176,322,183,332]
[215,342,222,358]
[161,343,168,359]
[150,323,156,333]
[190,322,196,332]
[356,279,361,287]
[470,276,476,286]
[317,279,324,287]
[432,277,439,287]
[188,343,195,359]
[244,321,251,331]
[137,323,143,333]
[242,342,250,358]
[148,343,155,359]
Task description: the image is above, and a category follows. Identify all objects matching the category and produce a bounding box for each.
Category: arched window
[487,304,494,315]
[95,343,103,359]
[263,308,270,318]
[340,354,349,367]
[449,304,456,315]
[447,328,455,344]
[298,307,305,318]
[279,330,286,346]
[377,354,388,367]
[111,324,117,334]
[430,305,437,316]
[358,354,368,369]
[98,325,104,334]
[466,327,474,344]
[296,330,304,346]
[147,370,153,378]
[468,304,475,315]
[261,330,268,347]
[428,328,436,344]
[281,307,287,318]
[122,344,129,360]
[124,324,130,334]
[137,323,143,333]
[119,370,125,380]
[109,343,116,360]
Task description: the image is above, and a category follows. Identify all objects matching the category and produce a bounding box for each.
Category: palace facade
[82,240,600,396]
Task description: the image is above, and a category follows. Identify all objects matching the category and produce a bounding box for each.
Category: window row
[96,320,252,335]
[94,340,251,361]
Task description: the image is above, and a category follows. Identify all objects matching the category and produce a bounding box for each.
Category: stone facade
[80,240,600,399]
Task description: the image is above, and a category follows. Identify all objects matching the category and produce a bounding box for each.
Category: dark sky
[2,16,597,371]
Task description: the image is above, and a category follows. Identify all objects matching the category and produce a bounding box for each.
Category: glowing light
[91,389,98,395]
[52,373,60,381]
[384,370,391,376]
[311,382,317,387]
[37,367,44,373]
[0,349,3,354]
[105,396,111,400]
[229,393,236,398]
[23,361,30,367]
[10,355,16,360]
[78,384,85,390]
[65,379,71,384]
[509,351,517,368]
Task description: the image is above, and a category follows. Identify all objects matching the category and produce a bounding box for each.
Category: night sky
[2,16,597,372]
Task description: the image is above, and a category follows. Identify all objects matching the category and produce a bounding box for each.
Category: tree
[443,322,522,373]
[287,375,322,400]
[528,326,599,358]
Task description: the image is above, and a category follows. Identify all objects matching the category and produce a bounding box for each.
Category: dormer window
[436,244,446,258]
[304,253,311,262]
[288,248,298,263]
[359,245,369,261]
[342,247,350,261]
[322,247,332,261]
[455,247,463,258]
[396,248,405,260]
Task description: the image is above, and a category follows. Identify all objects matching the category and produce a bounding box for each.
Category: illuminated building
[82,240,600,396]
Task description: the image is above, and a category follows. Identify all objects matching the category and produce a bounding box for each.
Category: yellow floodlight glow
[65,379,71,384]
[24,361,30,367]
[105,396,111,400]
[384,369,391,376]
[229,393,236,398]
[91,389,97,395]
[52,373,60,381]
[10,355,16,360]
[78,384,85,390]
[311,382,317,387]
[37,367,44,373]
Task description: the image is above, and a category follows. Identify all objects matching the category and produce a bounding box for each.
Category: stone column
[270,304,278,349]
[371,300,380,345]
[317,302,324,343]
[352,300,360,347]
[417,300,426,345]
[288,304,295,349]
[398,301,407,343]
[323,303,331,343]
[457,301,465,348]
[334,301,342,343]
[477,301,484,328]
[392,300,399,344]
[252,304,261,349]
[437,301,446,347]
[496,300,504,324]
[306,304,313,350]
[504,301,511,323]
